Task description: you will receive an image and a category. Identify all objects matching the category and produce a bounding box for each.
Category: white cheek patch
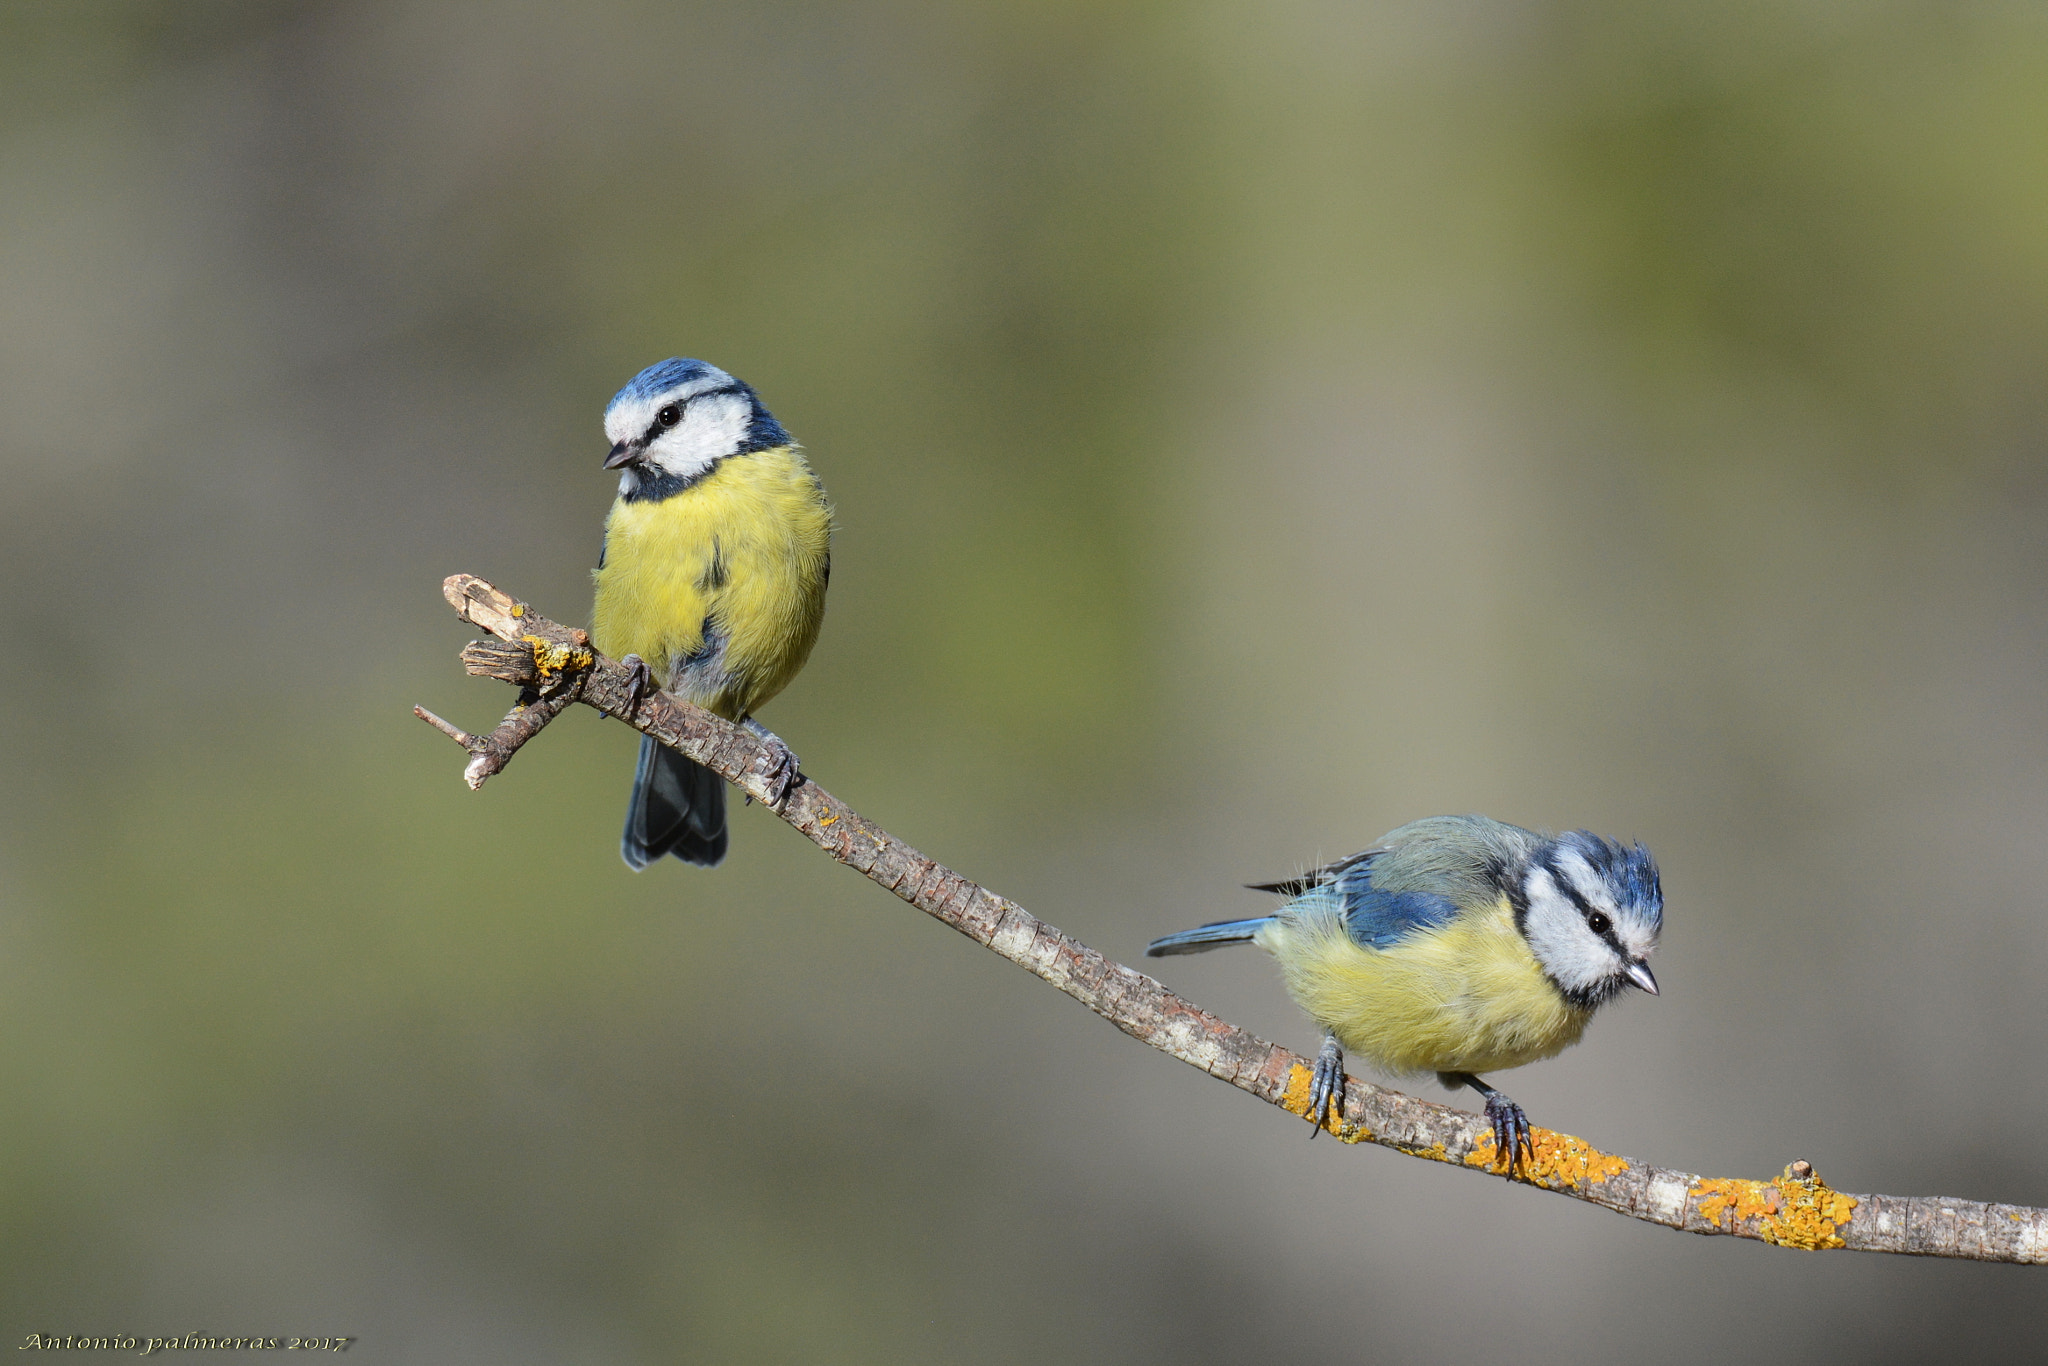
[644,391,751,479]
[1521,867,1620,995]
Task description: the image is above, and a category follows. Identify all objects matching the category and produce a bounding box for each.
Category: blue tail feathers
[1144,917,1272,957]
[622,734,727,869]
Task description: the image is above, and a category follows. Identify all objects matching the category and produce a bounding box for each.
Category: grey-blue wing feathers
[622,734,727,869]
[1262,855,1462,949]
[1328,860,1461,948]
[1156,851,1461,956]
[1152,816,1529,958]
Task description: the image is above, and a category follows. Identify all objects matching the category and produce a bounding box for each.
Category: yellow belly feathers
[1257,896,1591,1076]
[590,445,831,721]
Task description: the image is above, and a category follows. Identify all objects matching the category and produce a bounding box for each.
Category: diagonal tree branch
[417,573,2047,1265]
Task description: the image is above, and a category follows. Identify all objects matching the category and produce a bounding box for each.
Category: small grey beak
[603,441,637,470]
[1626,961,1660,995]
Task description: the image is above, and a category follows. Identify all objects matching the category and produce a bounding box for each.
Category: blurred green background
[4,1,2047,1360]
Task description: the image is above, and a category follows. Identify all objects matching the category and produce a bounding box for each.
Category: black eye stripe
[1543,858,1596,916]
[1542,856,1626,952]
[640,384,746,445]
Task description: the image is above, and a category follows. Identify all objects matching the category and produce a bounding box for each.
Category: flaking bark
[418,573,2048,1265]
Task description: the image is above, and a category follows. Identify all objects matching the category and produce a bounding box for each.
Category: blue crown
[606,357,725,414]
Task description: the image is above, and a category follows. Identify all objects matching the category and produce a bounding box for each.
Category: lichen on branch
[416,573,2048,1266]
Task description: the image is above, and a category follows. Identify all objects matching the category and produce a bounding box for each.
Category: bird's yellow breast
[1256,896,1591,1076]
[590,445,831,720]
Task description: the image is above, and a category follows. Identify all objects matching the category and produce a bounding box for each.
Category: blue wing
[1328,854,1459,949]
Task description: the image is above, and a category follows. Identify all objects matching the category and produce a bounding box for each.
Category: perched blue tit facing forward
[1147,815,1661,1172]
[590,358,832,869]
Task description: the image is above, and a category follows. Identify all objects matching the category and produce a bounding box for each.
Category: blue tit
[1146,815,1661,1172]
[590,358,832,869]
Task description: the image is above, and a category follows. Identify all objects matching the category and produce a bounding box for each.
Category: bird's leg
[740,716,799,808]
[1441,1072,1532,1178]
[620,654,653,719]
[1306,1032,1345,1139]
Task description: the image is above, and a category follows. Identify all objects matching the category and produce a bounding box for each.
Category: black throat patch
[621,452,739,504]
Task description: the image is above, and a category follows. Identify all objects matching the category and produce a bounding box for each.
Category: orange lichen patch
[1691,1177,1768,1229]
[1692,1167,1857,1250]
[1278,1063,1373,1142]
[522,635,593,683]
[1463,1131,1498,1171]
[1462,1127,1632,1187]
[1281,1063,1316,1119]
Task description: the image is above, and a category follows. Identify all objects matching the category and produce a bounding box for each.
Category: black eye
[1586,911,1611,936]
[657,404,681,428]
